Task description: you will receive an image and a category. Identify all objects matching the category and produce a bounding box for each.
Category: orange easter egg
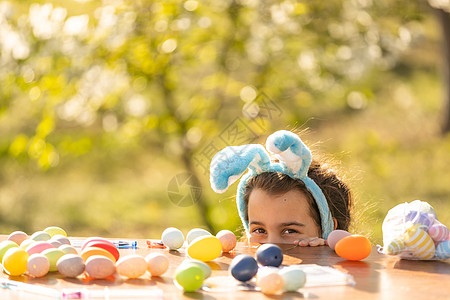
[335,235,371,261]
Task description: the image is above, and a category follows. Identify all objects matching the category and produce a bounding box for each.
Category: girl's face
[248,188,320,244]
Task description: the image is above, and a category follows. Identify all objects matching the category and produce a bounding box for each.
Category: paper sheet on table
[203,264,355,293]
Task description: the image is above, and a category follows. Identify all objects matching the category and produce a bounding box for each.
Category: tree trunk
[437,8,450,134]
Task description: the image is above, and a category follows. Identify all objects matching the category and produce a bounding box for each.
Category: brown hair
[243,160,353,236]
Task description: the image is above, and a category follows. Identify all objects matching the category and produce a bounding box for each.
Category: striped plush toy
[381,200,450,260]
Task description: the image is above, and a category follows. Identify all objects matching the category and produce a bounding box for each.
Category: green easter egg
[0,240,19,262]
[30,231,52,241]
[174,264,205,292]
[19,239,36,250]
[2,247,29,276]
[182,259,211,279]
[44,226,67,237]
[42,248,65,272]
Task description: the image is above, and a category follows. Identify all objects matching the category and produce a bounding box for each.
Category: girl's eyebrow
[280,222,305,227]
[249,221,264,226]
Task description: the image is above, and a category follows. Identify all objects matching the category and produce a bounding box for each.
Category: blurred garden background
[1,0,450,245]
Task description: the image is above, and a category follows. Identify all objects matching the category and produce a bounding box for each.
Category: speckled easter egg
[404,226,435,260]
[2,247,29,276]
[384,238,405,255]
[256,244,283,267]
[42,248,65,272]
[0,240,19,262]
[30,231,52,242]
[19,239,35,250]
[186,228,212,245]
[51,235,71,246]
[429,221,450,243]
[256,267,284,295]
[436,240,450,260]
[44,226,67,237]
[8,231,29,246]
[57,254,85,277]
[59,245,78,255]
[85,255,116,279]
[116,255,147,279]
[81,247,117,263]
[279,266,306,292]
[26,241,54,255]
[82,241,119,262]
[181,259,211,279]
[229,254,258,282]
[145,253,169,277]
[161,227,185,250]
[174,263,205,292]
[335,235,371,261]
[216,230,237,253]
[187,236,222,262]
[327,230,352,250]
[27,254,50,278]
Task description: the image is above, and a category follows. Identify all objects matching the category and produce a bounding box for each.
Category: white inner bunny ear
[273,148,303,174]
[210,144,271,193]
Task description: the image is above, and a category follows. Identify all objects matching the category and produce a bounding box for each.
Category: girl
[210,130,353,247]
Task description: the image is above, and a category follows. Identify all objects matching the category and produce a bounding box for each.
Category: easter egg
[82,241,120,262]
[161,227,185,250]
[56,254,85,277]
[187,236,222,262]
[81,237,115,250]
[51,234,71,246]
[181,259,211,279]
[0,240,19,262]
[216,230,237,253]
[59,245,78,255]
[256,267,284,295]
[27,254,50,277]
[8,231,29,246]
[429,221,450,242]
[30,231,52,242]
[19,239,36,250]
[81,247,117,263]
[256,244,283,267]
[145,253,169,277]
[85,255,116,279]
[410,200,437,218]
[42,248,65,272]
[174,263,205,292]
[384,238,405,255]
[229,254,258,282]
[116,255,147,279]
[404,226,435,259]
[49,240,62,248]
[186,228,212,245]
[44,226,67,237]
[335,235,371,261]
[2,247,29,276]
[26,241,54,255]
[436,240,450,260]
[405,211,434,230]
[327,230,352,250]
[279,266,306,292]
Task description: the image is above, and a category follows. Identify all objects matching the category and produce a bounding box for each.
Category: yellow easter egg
[2,247,29,276]
[385,238,405,255]
[44,226,67,237]
[187,236,222,262]
[404,226,435,259]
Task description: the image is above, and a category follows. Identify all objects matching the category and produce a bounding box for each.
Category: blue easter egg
[405,211,434,230]
[436,240,450,260]
[256,244,283,267]
[229,254,258,282]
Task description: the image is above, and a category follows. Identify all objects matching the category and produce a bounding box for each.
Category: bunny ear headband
[209,130,334,239]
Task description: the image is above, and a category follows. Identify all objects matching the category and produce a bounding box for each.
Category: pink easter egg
[327,230,352,250]
[26,241,54,255]
[429,221,450,242]
[216,230,237,253]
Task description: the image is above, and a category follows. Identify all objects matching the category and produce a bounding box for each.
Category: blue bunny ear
[265,130,312,178]
[210,144,271,193]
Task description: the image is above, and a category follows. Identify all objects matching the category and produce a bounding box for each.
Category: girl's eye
[283,228,299,235]
[252,228,266,234]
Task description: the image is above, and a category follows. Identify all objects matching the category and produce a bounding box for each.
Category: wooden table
[1,236,450,299]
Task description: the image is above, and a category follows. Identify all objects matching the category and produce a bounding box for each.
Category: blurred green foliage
[0,0,448,244]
